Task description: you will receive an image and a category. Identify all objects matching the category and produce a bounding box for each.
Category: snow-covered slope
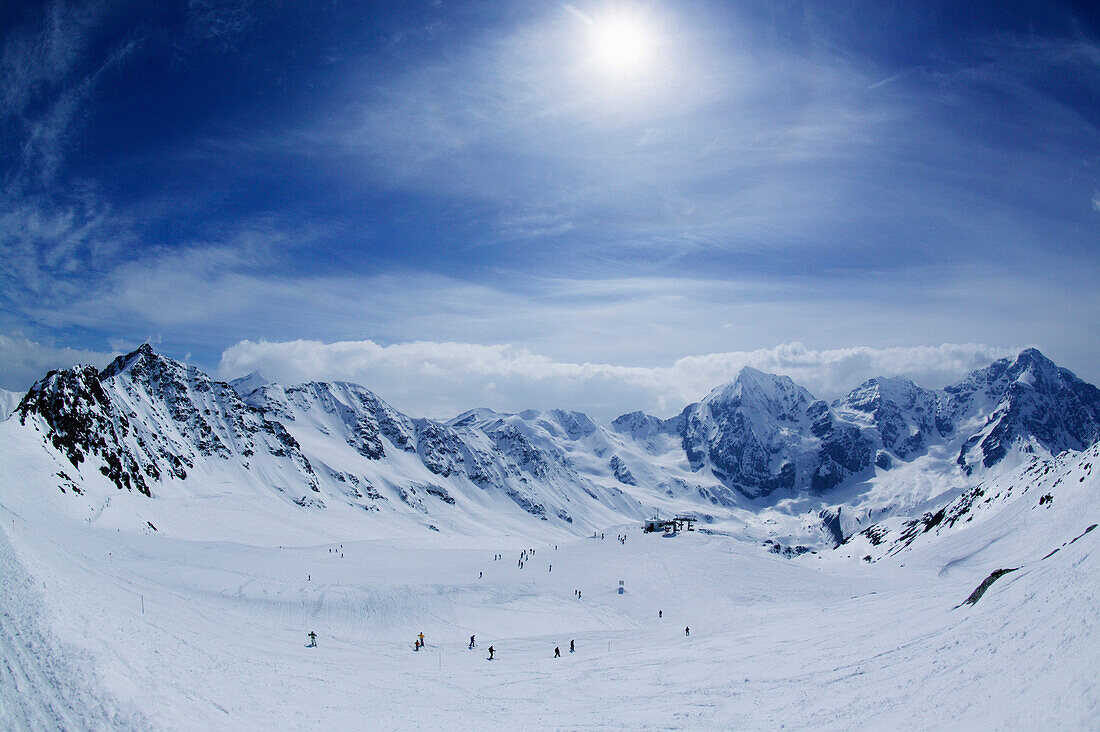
[0,389,21,421]
[240,381,640,532]
[0,416,1095,728]
[842,441,1100,564]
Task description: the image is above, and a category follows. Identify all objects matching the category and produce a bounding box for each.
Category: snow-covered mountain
[5,344,1099,547]
[671,368,874,498]
[14,345,321,502]
[834,348,1100,476]
[8,345,640,538]
[943,348,1100,473]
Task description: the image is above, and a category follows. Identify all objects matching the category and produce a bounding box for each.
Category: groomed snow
[1,437,1097,729]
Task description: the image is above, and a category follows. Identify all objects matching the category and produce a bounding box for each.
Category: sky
[1,0,1098,421]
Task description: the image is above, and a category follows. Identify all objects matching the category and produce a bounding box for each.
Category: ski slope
[1,440,1097,729]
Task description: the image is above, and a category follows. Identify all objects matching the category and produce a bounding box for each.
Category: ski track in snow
[0,527,147,730]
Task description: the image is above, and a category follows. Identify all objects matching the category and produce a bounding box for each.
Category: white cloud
[1092,190,1100,214]
[0,333,118,393]
[217,338,1018,422]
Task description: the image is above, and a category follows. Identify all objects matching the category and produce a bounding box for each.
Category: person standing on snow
[418,632,425,646]
[469,635,476,649]
[308,631,317,647]
[554,646,561,658]
[569,639,574,653]
[685,627,690,636]
[488,646,495,660]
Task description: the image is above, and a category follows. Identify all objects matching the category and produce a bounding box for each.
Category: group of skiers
[552,640,576,658]
[306,536,694,659]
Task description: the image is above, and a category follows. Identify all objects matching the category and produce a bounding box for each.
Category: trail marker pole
[141,594,144,614]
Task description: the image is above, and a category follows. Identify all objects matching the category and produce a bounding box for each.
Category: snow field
[2,484,1096,730]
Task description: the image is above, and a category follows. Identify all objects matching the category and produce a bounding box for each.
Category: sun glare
[594,16,651,70]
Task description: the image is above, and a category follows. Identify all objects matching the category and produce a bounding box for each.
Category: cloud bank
[217,339,1017,422]
[0,334,118,393]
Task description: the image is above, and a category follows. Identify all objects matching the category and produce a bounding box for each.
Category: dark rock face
[837,377,941,459]
[669,369,872,499]
[810,405,873,493]
[609,455,637,486]
[414,420,465,478]
[835,349,1100,477]
[18,365,157,496]
[19,344,319,497]
[946,349,1100,473]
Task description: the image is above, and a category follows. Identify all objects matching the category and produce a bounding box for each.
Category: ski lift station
[643,516,695,533]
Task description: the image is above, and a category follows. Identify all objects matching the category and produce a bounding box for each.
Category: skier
[685,627,690,636]
[418,632,425,646]
[469,635,476,649]
[548,564,552,572]
[554,646,561,658]
[488,646,495,660]
[414,639,420,651]
[479,571,483,579]
[308,631,317,647]
[659,610,662,618]
[569,639,574,653]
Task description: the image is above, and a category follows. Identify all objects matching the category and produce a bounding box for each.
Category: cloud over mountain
[218,339,1016,422]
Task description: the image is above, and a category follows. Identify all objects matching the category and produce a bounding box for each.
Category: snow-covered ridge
[842,441,1100,563]
[6,344,1100,544]
[9,345,640,537]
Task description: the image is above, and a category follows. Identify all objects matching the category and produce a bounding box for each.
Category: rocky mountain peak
[705,367,814,423]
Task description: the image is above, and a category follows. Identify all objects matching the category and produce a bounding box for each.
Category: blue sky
[1,0,1098,420]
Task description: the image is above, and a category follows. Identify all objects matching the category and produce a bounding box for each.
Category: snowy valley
[0,345,1097,728]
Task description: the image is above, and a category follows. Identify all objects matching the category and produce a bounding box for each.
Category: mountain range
[5,344,1099,546]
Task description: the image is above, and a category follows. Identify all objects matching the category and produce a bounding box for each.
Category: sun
[593,16,651,71]
[573,6,656,76]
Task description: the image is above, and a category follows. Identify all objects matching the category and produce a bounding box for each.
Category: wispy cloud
[1,2,138,188]
[185,0,253,50]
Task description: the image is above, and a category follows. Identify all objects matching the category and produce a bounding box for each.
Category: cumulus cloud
[0,333,118,393]
[218,338,1018,422]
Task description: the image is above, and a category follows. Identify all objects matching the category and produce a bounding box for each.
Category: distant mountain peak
[229,371,269,397]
